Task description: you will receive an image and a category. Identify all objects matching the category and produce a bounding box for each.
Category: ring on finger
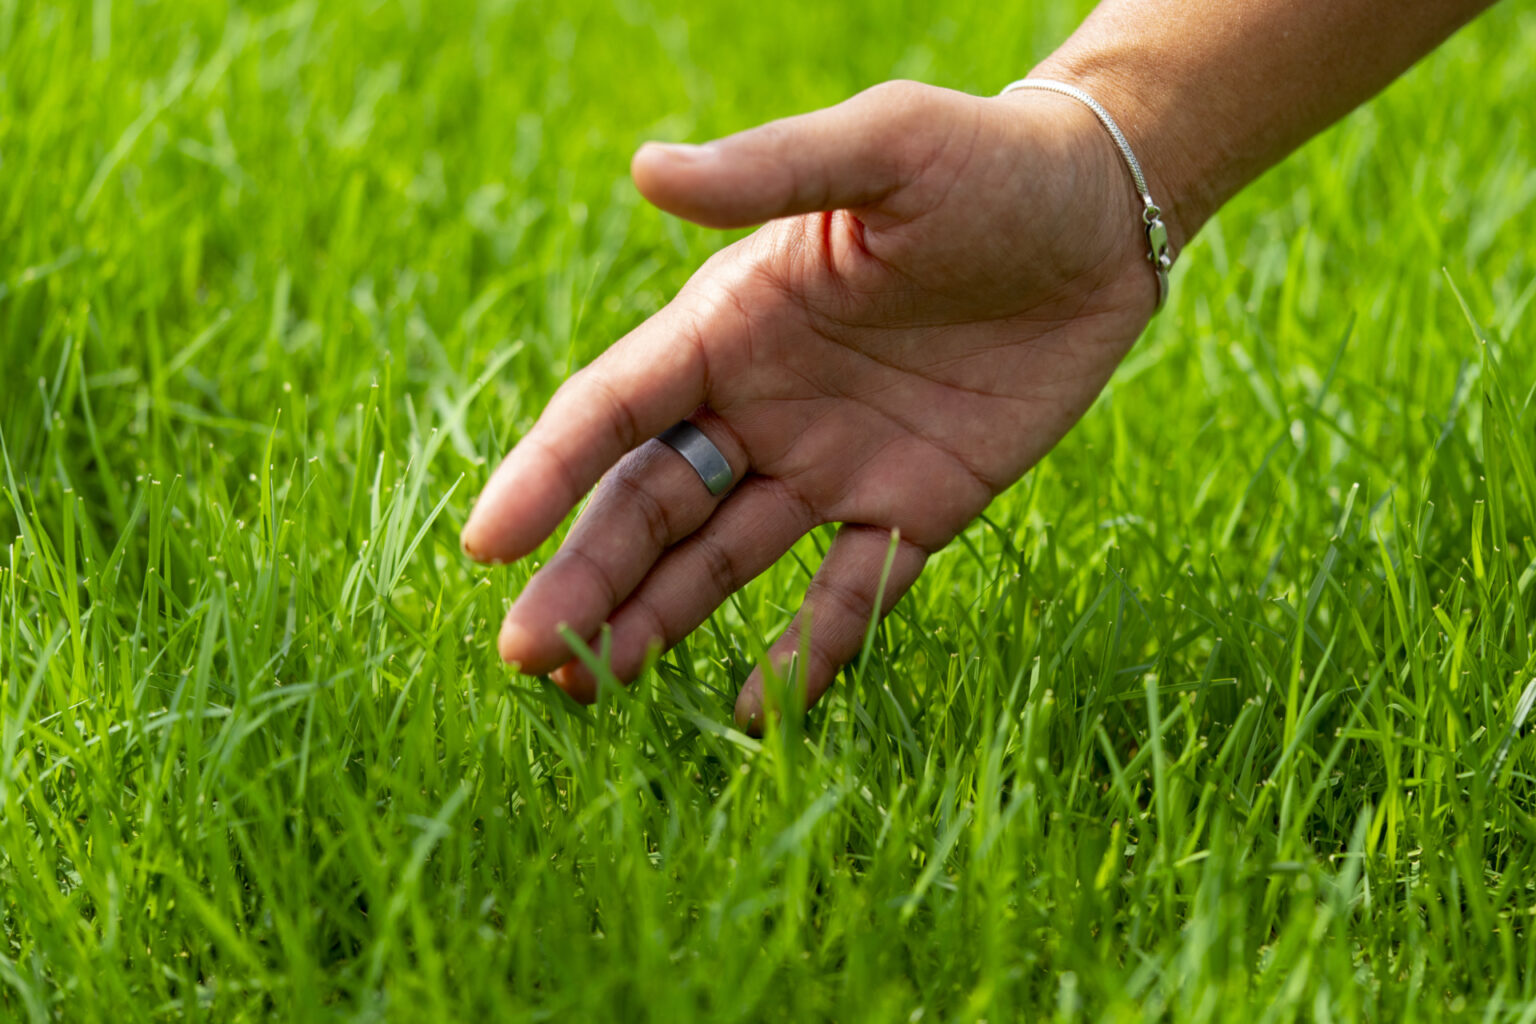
[656,419,733,496]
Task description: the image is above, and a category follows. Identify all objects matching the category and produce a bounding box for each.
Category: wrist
[1024,45,1232,255]
[998,78,1177,310]
[987,84,1169,318]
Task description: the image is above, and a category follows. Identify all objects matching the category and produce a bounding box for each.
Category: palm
[462,82,1157,727]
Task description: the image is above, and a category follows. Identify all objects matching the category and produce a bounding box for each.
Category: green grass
[4,0,1536,1019]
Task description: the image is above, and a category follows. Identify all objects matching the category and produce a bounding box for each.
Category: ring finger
[498,407,749,674]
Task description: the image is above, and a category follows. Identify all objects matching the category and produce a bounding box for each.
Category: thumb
[631,81,940,229]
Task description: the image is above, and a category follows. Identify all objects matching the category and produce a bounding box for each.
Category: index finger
[461,300,710,564]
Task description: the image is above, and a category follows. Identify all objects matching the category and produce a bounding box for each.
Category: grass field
[4,0,1536,1020]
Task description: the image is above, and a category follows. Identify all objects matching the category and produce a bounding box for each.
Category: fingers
[733,525,926,732]
[497,410,748,675]
[460,301,710,564]
[630,80,940,229]
[548,478,814,702]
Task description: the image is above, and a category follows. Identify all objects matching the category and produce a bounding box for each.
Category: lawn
[4,0,1536,1020]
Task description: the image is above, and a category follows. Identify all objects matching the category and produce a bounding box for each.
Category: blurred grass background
[3,0,1536,1019]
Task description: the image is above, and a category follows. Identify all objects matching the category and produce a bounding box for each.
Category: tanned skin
[460,0,1497,730]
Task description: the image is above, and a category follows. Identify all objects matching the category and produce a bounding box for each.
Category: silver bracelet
[1000,78,1175,312]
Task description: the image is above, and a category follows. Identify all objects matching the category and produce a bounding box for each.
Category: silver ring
[656,420,733,496]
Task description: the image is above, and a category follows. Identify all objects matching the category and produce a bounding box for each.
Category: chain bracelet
[1000,78,1175,312]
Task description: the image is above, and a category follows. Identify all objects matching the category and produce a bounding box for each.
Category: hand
[461,80,1163,729]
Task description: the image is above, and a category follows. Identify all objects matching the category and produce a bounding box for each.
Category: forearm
[1026,0,1497,249]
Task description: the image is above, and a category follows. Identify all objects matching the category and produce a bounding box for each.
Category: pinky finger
[734,525,927,733]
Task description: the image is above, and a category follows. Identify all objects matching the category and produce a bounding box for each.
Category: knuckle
[853,80,950,177]
[550,365,640,452]
[862,80,942,134]
[525,432,583,508]
[585,373,640,450]
[546,369,584,410]
[808,573,875,628]
[630,596,672,656]
[695,534,738,597]
[562,545,620,610]
[861,79,929,111]
[611,470,673,551]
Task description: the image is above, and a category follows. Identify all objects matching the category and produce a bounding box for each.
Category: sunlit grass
[3,0,1536,1019]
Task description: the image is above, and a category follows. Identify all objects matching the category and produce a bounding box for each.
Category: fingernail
[641,141,708,163]
[461,509,492,561]
[461,533,496,563]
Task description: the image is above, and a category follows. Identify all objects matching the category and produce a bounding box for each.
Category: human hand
[461,80,1167,729]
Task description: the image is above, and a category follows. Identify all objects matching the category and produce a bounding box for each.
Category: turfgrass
[3,0,1536,1020]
